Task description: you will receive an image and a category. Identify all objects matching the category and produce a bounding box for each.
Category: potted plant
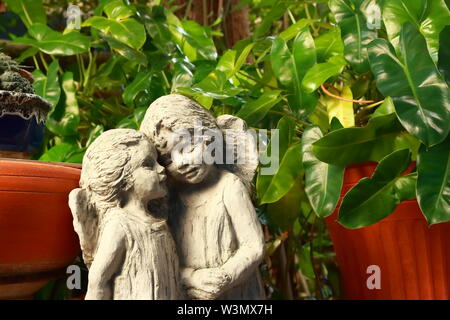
[0,53,81,299]
[298,1,450,299]
[0,52,50,159]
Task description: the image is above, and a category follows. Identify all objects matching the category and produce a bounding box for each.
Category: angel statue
[68,129,181,300]
[140,94,266,300]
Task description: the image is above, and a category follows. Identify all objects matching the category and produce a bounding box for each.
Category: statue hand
[182,268,231,300]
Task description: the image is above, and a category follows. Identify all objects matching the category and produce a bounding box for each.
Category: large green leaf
[122,72,152,107]
[4,0,46,28]
[312,114,415,166]
[46,72,80,137]
[271,29,318,116]
[371,96,395,118]
[39,143,83,163]
[139,5,173,53]
[260,143,303,204]
[257,117,295,200]
[329,0,377,73]
[439,26,450,85]
[83,16,145,50]
[104,0,134,19]
[314,27,344,62]
[101,34,147,65]
[279,19,313,41]
[338,149,416,229]
[32,60,60,112]
[13,24,90,56]
[163,9,216,62]
[417,135,450,224]
[382,0,450,62]
[180,20,217,61]
[302,126,345,217]
[368,22,450,147]
[302,55,347,93]
[254,3,287,39]
[236,90,282,125]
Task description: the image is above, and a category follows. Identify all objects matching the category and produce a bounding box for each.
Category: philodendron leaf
[302,126,345,217]
[260,142,303,204]
[371,97,395,118]
[39,143,83,163]
[417,135,450,225]
[338,149,416,229]
[102,34,147,65]
[32,60,60,112]
[13,24,90,56]
[271,29,318,116]
[267,180,304,231]
[257,117,296,203]
[329,0,377,73]
[321,84,355,128]
[46,72,80,137]
[279,19,313,41]
[302,55,347,93]
[368,22,450,147]
[83,0,145,49]
[236,90,282,126]
[383,0,450,62]
[314,27,344,62]
[122,72,152,107]
[312,113,412,166]
[4,0,46,28]
[439,26,450,85]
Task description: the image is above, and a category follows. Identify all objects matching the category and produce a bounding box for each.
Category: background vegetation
[1,0,449,300]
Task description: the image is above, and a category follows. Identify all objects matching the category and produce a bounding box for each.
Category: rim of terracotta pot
[0,158,81,181]
[0,90,52,124]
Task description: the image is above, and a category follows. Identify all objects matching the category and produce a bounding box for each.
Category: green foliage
[338,149,417,229]
[368,23,450,147]
[6,0,449,300]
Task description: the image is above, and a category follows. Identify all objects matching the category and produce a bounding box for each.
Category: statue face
[157,129,213,184]
[131,140,167,200]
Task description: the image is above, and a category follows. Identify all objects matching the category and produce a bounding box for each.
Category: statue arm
[85,218,126,300]
[220,176,265,289]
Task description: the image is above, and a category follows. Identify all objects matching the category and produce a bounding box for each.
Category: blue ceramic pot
[0,90,51,158]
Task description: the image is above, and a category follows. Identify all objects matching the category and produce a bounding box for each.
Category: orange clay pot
[0,159,81,299]
[326,162,450,300]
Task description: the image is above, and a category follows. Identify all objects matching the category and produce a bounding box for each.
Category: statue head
[140,94,220,184]
[80,129,167,214]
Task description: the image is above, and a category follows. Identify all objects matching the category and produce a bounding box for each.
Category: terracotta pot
[326,162,450,300]
[0,159,81,299]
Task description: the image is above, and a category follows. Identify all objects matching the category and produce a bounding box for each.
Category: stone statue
[141,94,266,300]
[68,129,181,300]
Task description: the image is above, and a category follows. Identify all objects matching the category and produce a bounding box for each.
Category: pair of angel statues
[68,94,266,300]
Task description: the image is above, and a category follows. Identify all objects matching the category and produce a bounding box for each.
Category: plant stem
[32,55,40,71]
[184,0,193,20]
[161,70,171,91]
[268,110,309,126]
[83,50,94,90]
[287,9,296,24]
[321,84,375,104]
[39,52,48,72]
[362,100,385,110]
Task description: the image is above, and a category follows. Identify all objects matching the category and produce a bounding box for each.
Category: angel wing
[68,188,99,269]
[216,115,259,188]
